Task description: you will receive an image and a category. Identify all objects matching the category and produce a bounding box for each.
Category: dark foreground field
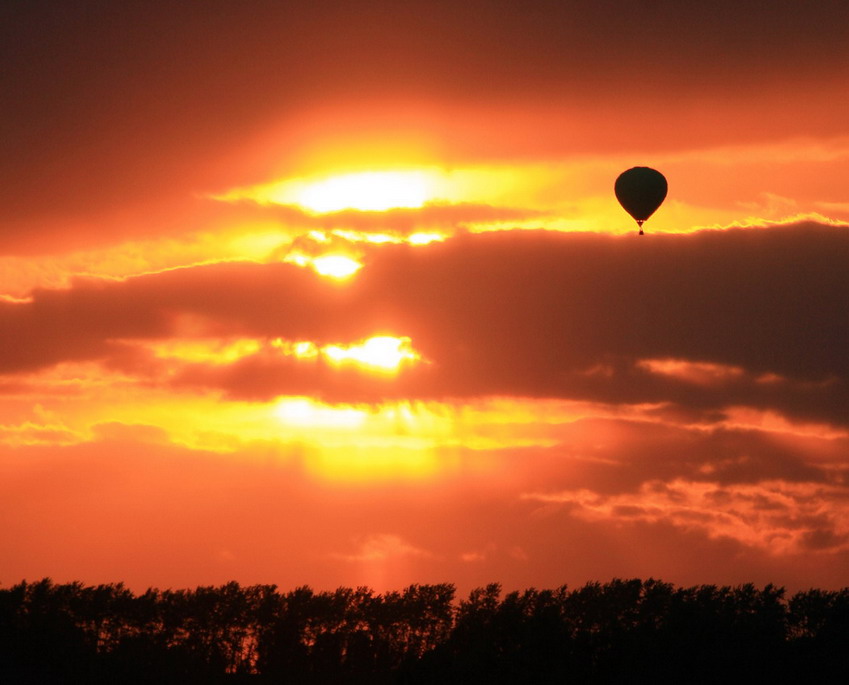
[2,578,848,683]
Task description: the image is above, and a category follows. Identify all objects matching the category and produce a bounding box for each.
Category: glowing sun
[231,169,437,213]
[295,171,431,212]
[311,254,363,278]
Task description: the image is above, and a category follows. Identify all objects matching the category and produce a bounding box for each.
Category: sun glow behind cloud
[145,335,424,374]
[282,251,364,279]
[310,254,363,278]
[216,165,539,216]
[274,397,368,429]
[274,335,423,372]
[323,336,421,371]
[2,360,599,480]
[293,171,433,212]
[221,169,441,213]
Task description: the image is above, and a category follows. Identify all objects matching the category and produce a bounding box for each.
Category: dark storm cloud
[1,223,847,426]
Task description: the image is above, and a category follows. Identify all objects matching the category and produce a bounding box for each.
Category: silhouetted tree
[3,577,849,683]
[788,587,849,680]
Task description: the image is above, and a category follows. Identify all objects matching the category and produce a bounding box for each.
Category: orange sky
[2,1,848,594]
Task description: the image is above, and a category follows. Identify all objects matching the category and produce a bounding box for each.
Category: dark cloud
[2,222,847,426]
[493,419,845,500]
[800,527,849,551]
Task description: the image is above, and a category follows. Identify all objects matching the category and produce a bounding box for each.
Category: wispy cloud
[522,479,849,554]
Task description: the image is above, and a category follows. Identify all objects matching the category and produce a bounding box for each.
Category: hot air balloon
[614,167,667,235]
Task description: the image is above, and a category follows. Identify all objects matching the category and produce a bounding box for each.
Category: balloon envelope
[614,167,667,226]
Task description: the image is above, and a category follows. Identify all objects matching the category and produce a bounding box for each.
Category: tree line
[1,577,847,683]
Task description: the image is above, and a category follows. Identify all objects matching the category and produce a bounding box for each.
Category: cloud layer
[3,223,846,420]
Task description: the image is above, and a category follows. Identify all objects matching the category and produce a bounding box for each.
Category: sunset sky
[2,1,848,595]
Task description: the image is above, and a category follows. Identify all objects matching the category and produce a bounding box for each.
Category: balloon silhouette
[614,167,667,235]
